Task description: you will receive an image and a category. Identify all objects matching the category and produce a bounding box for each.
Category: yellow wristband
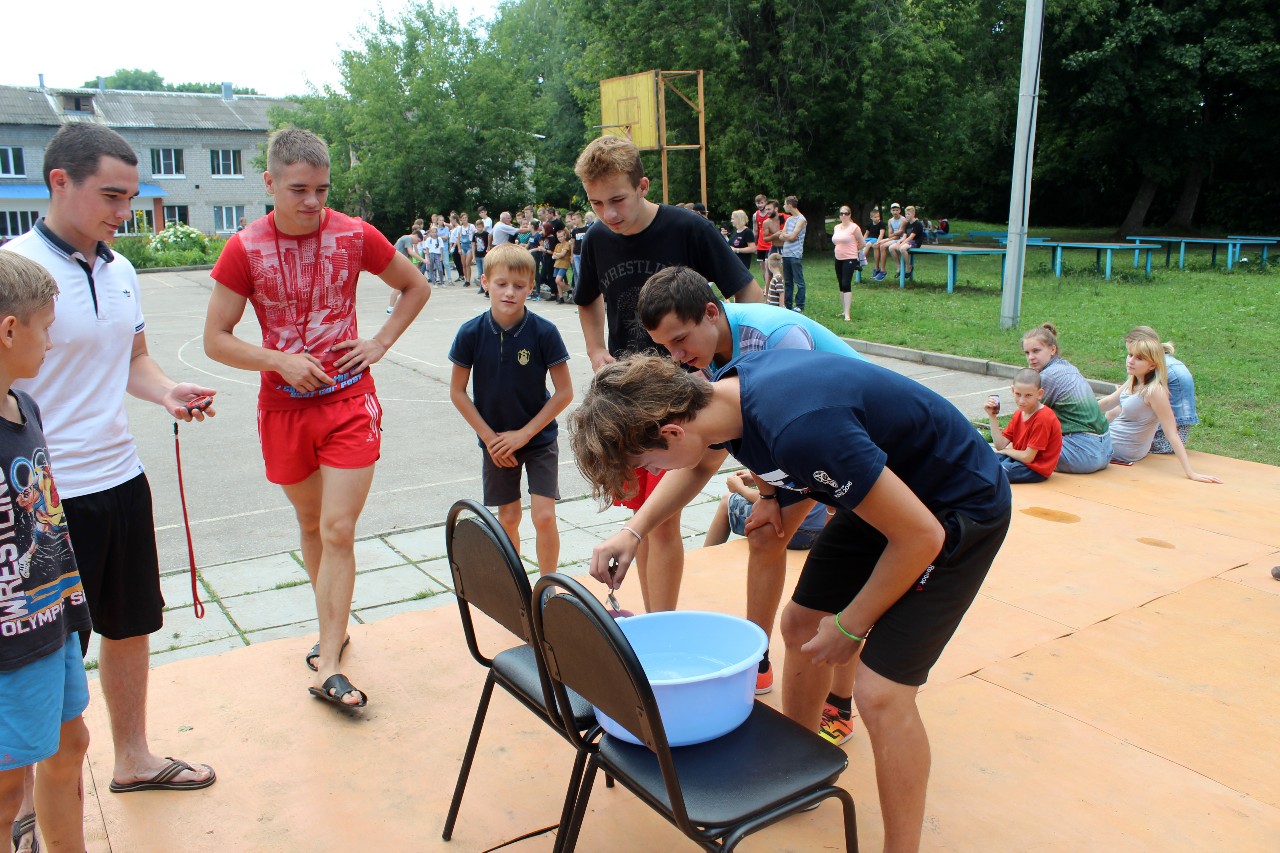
[834,611,865,643]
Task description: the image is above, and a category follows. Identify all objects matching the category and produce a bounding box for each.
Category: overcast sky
[2,0,485,98]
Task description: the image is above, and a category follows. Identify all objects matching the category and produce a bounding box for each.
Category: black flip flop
[12,813,38,853]
[305,636,350,671]
[108,758,217,794]
[309,673,367,709]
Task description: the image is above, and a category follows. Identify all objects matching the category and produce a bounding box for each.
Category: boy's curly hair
[569,355,711,503]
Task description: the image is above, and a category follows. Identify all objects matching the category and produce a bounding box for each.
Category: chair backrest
[445,499,534,665]
[532,573,690,816]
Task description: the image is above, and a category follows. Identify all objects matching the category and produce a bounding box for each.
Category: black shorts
[756,249,770,262]
[61,473,164,641]
[791,505,1010,687]
[482,440,561,507]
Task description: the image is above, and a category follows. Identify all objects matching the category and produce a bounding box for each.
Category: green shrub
[111,231,226,269]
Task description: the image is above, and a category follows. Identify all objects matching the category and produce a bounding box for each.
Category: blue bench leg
[1104,250,1113,279]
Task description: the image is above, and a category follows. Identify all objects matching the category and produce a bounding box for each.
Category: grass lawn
[791,219,1279,466]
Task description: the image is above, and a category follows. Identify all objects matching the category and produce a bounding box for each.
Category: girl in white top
[1098,328,1221,483]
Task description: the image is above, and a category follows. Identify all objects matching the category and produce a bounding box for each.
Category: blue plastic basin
[596,611,767,747]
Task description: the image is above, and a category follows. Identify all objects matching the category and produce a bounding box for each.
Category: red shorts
[616,467,666,511]
[258,393,383,485]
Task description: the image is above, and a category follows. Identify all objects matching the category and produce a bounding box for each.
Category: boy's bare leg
[703,494,733,548]
[34,717,89,852]
[0,769,24,848]
[743,500,813,638]
[13,768,34,853]
[286,466,375,703]
[99,636,212,787]
[495,500,523,557]
[779,602,838,731]
[855,664,929,853]
[284,471,324,586]
[634,513,684,612]
[829,659,860,706]
[530,494,560,574]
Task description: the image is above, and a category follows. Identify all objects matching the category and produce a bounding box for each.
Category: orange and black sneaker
[819,702,854,746]
[755,659,774,695]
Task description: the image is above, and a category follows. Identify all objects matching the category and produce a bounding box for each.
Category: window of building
[61,94,94,113]
[0,147,25,177]
[116,209,154,235]
[0,210,39,238]
[213,205,245,233]
[162,205,190,227]
[150,148,185,177]
[209,149,243,177]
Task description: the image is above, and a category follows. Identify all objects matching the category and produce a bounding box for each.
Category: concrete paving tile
[159,569,201,611]
[355,591,457,623]
[384,525,447,562]
[355,538,405,571]
[155,604,240,652]
[199,551,307,599]
[680,499,721,533]
[245,619,320,645]
[220,583,321,633]
[150,636,247,669]
[351,564,448,610]
[557,526,607,565]
[555,497,630,528]
[417,557,455,592]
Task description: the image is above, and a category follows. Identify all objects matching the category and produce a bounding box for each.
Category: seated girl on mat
[1099,327,1221,484]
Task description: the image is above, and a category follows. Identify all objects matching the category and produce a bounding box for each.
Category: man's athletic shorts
[0,636,89,768]
[63,473,164,640]
[482,441,561,506]
[259,393,383,485]
[616,467,665,512]
[791,506,1010,687]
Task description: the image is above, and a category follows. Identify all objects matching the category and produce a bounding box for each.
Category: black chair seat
[493,644,596,729]
[597,701,848,828]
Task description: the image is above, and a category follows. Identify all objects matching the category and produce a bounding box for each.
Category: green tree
[83,69,166,90]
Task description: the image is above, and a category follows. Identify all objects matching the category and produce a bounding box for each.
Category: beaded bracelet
[834,611,865,643]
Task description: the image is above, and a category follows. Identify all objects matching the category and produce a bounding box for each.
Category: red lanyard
[270,211,327,354]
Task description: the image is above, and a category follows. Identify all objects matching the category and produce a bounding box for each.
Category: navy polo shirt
[449,308,570,449]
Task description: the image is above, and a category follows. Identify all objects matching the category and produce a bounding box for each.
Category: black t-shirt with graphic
[574,204,756,357]
[0,391,91,670]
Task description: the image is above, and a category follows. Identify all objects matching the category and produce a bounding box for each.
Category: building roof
[0,85,297,130]
[0,182,168,201]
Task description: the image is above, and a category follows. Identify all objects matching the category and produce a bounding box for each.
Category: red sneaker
[755,660,774,695]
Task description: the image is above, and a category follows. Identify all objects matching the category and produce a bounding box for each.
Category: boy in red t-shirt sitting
[984,368,1063,484]
[204,128,430,711]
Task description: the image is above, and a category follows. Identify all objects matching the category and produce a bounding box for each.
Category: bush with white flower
[149,222,208,253]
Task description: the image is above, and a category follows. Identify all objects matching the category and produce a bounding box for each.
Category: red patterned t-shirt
[212,209,396,410]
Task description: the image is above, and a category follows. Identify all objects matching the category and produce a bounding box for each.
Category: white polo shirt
[5,222,146,498]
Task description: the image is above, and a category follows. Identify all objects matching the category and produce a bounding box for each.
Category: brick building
[0,79,296,239]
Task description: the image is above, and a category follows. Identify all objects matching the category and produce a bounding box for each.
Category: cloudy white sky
[2,0,486,98]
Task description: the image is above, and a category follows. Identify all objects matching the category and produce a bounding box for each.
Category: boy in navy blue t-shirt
[449,244,573,571]
[570,349,1011,852]
[0,252,93,853]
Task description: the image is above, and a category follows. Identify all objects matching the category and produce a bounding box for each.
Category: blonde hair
[574,135,645,187]
[267,127,330,174]
[482,243,536,282]
[767,253,783,272]
[0,252,58,322]
[1128,325,1176,356]
[731,209,748,229]
[1123,327,1169,401]
[569,355,712,503]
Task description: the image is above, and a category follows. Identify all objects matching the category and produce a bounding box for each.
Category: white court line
[176,336,257,386]
[154,473,482,531]
[382,350,441,368]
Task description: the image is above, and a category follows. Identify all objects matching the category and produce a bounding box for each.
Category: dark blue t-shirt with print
[718,350,1010,524]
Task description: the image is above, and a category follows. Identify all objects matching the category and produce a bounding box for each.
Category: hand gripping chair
[531,572,859,852]
[441,500,601,844]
